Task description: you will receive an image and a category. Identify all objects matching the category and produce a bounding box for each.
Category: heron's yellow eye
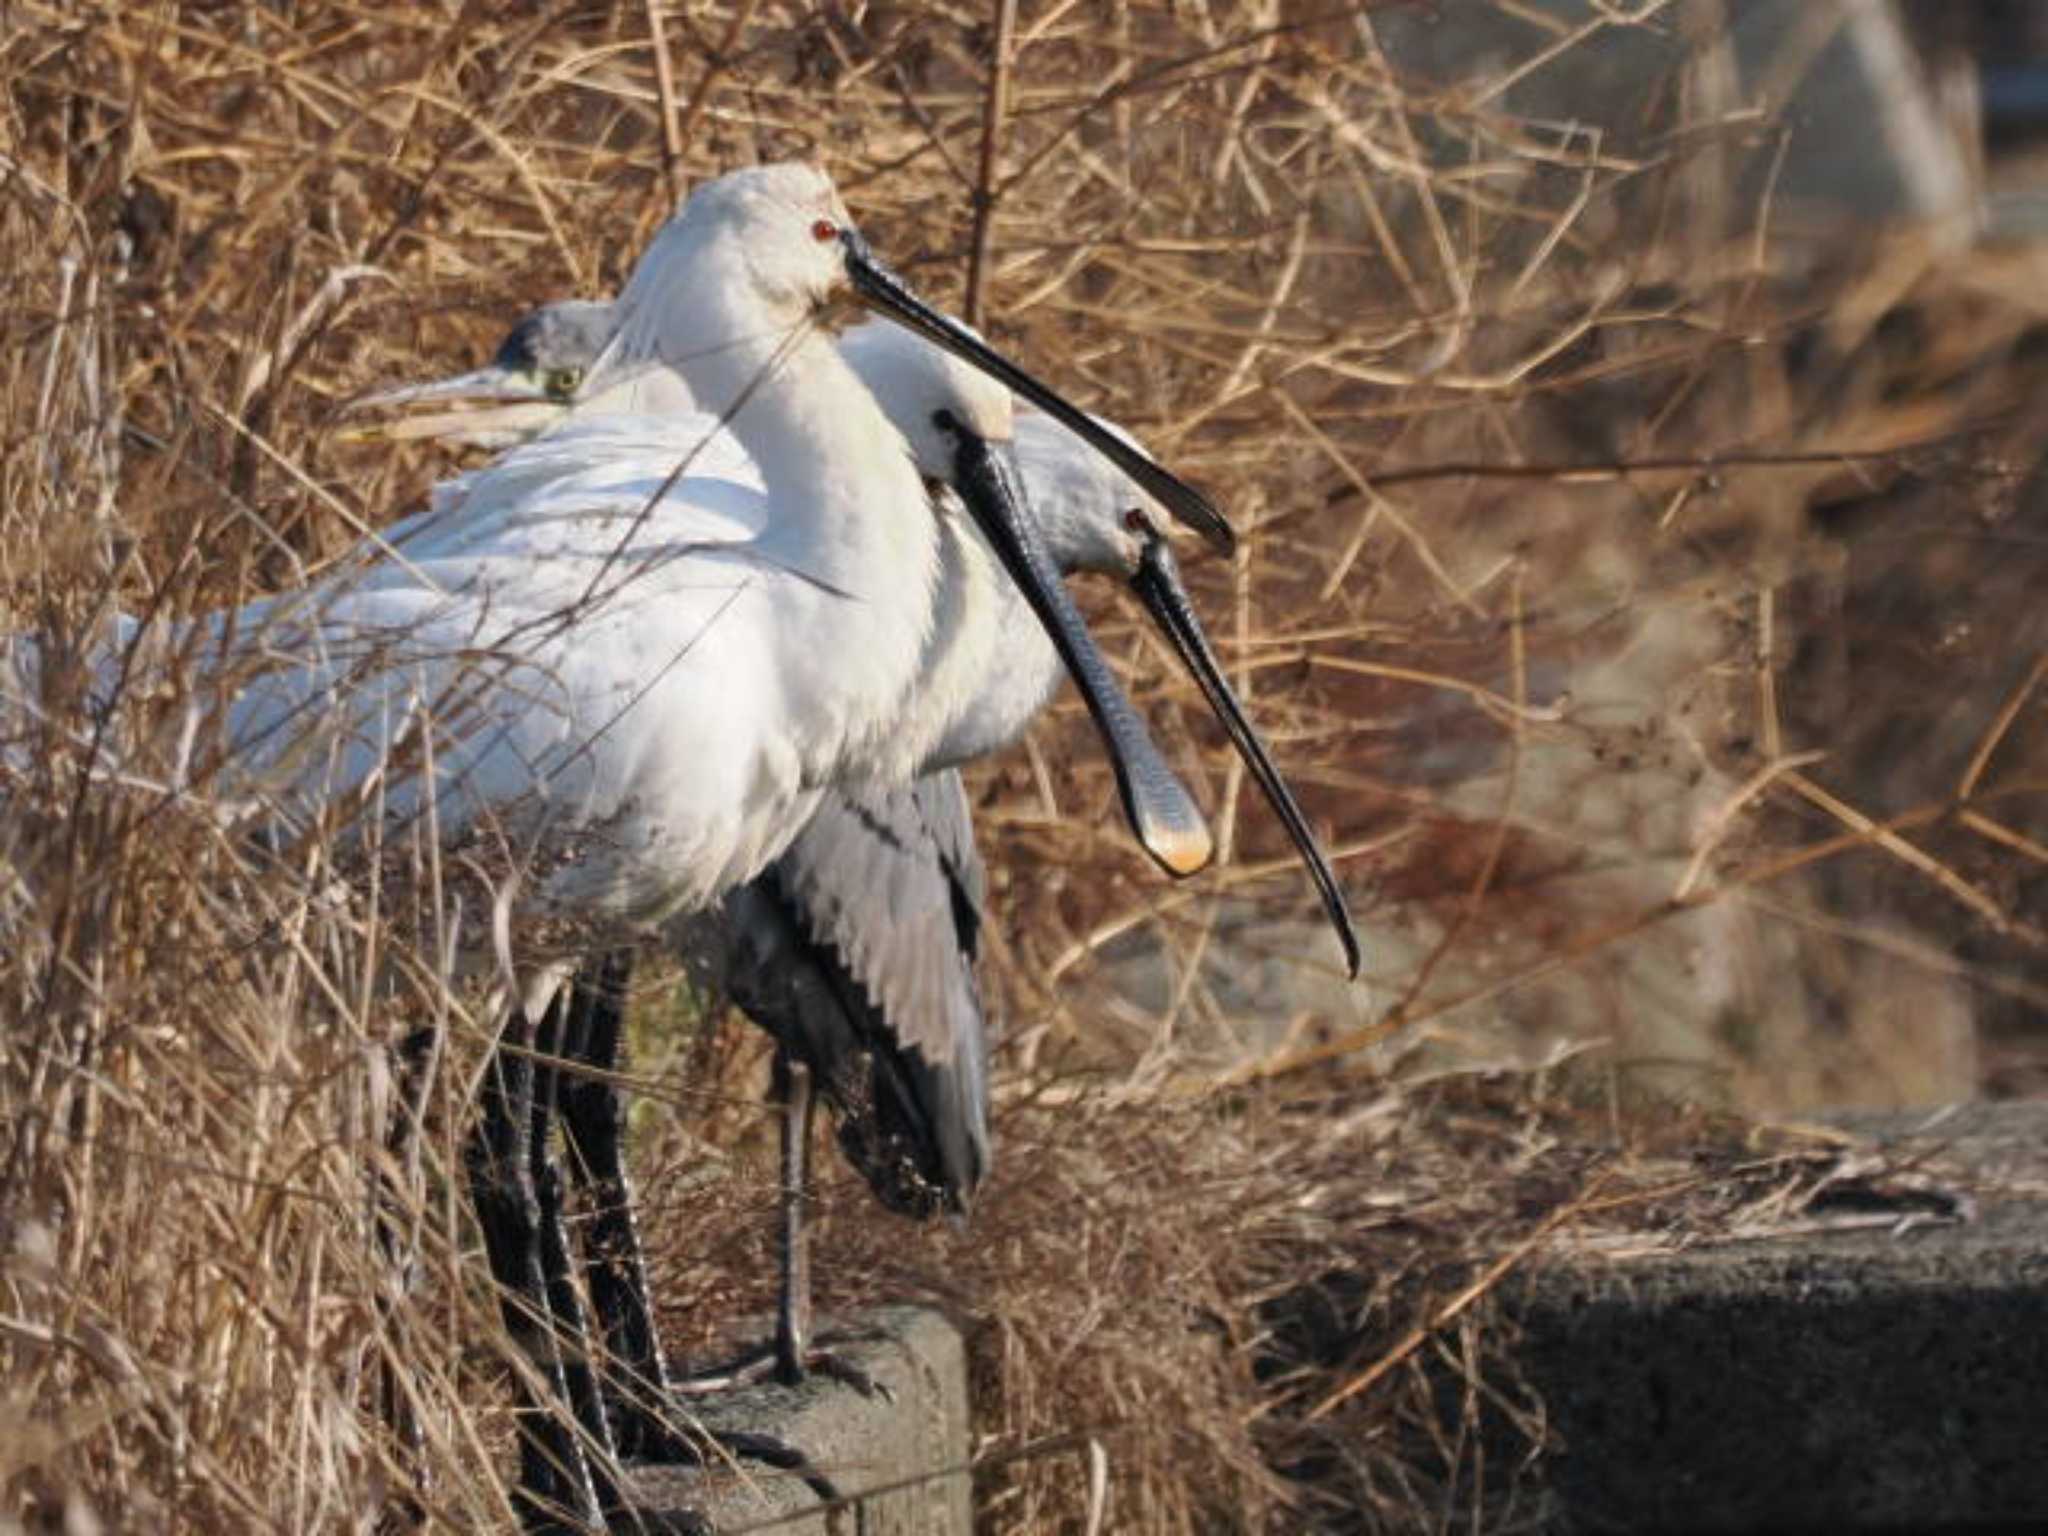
[544,367,584,400]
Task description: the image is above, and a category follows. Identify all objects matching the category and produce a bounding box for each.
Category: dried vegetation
[2,1,2043,1532]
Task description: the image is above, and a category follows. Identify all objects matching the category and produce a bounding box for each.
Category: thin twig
[644,0,687,212]
[965,0,1020,330]
[1330,440,2000,495]
[1958,652,2046,800]
[1780,770,2014,934]
[1307,1174,1612,1422]
[674,0,763,161]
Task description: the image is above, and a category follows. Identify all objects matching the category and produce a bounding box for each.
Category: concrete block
[1504,1102,2048,1533]
[628,1305,971,1535]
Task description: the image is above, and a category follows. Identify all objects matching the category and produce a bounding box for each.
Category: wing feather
[711,772,991,1216]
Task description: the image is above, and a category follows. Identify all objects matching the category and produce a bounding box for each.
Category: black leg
[556,949,684,1461]
[528,990,640,1522]
[465,994,605,1531]
[375,1024,441,1532]
[677,1048,886,1404]
[554,954,854,1512]
[774,1049,816,1385]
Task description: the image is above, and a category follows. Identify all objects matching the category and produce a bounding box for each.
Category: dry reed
[2,2,2042,1531]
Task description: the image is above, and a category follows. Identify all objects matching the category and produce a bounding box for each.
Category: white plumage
[24,165,1104,960]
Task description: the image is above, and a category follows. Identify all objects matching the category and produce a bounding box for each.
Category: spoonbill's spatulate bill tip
[937,410,1218,879]
[1137,804,1215,877]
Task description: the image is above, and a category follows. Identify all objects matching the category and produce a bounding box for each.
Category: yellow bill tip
[1140,813,1214,878]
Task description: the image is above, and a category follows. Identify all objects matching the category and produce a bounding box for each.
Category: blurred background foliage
[1,1,2042,1529]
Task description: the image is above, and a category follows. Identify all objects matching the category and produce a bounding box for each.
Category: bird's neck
[630,234,943,779]
[907,506,1008,770]
[920,532,1064,772]
[658,245,935,591]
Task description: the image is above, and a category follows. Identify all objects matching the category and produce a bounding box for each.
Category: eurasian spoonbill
[18,161,1235,1531]
[361,297,1362,1472]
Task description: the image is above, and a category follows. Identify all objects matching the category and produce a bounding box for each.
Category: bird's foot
[608,1408,847,1512]
[675,1328,894,1402]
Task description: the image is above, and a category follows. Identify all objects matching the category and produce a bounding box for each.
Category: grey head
[346,298,625,448]
[488,299,618,401]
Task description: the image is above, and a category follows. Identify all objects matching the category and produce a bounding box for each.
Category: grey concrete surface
[630,1306,971,1535]
[633,1108,2048,1534]
[1503,1102,2048,1534]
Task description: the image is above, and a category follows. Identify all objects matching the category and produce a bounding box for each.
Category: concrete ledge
[639,1107,2048,1534]
[629,1306,971,1534]
[1503,1103,2048,1534]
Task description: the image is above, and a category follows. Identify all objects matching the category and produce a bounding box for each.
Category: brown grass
[3,1,2045,1531]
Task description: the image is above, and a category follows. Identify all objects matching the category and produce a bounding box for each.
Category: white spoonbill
[18,162,1238,1532]
[360,300,1363,1469]
[98,165,1223,950]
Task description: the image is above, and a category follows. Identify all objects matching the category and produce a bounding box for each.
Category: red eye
[1123,508,1148,533]
[811,218,839,243]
